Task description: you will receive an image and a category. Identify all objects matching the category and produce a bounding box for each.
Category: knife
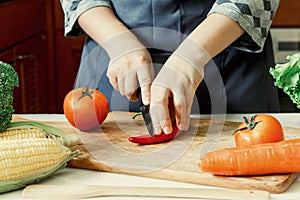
[140,103,154,138]
[135,88,154,137]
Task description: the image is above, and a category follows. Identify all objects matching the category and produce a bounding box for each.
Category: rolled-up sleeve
[208,0,280,52]
[60,0,112,37]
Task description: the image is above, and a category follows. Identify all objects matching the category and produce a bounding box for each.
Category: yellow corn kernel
[0,127,47,140]
[0,138,70,181]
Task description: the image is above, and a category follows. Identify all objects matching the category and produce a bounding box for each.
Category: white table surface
[2,113,300,200]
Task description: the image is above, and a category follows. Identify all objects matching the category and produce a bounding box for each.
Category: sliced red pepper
[128,125,181,145]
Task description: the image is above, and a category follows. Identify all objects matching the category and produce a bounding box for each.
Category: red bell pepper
[128,125,180,145]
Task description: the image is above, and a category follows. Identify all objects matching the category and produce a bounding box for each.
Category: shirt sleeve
[60,0,112,37]
[208,0,280,52]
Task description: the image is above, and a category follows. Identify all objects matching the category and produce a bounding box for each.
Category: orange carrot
[198,139,300,176]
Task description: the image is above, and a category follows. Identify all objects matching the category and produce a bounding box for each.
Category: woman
[60,0,280,135]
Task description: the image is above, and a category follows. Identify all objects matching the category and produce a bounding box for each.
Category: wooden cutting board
[12,112,300,193]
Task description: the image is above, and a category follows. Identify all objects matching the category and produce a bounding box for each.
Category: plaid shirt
[60,0,279,52]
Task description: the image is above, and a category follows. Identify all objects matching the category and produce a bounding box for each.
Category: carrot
[198,138,300,176]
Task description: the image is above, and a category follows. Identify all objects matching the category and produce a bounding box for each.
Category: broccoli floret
[270,52,300,109]
[0,61,19,132]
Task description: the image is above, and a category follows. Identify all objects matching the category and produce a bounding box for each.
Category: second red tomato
[234,114,284,148]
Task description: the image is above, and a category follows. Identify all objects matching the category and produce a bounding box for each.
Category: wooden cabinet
[0,0,84,113]
[272,0,300,27]
[52,0,85,113]
[0,35,48,113]
[0,0,50,113]
[53,34,85,113]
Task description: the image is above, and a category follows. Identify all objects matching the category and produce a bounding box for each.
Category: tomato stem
[233,115,261,134]
[78,88,94,101]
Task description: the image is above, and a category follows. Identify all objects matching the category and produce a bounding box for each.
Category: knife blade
[135,88,154,137]
[140,103,154,138]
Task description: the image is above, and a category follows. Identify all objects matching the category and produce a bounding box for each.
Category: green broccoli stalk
[0,61,19,132]
[270,52,300,109]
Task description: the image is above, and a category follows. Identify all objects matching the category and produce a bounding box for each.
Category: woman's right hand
[107,46,154,105]
[78,7,154,105]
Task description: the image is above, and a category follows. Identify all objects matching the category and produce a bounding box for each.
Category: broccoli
[270,52,300,109]
[0,61,19,132]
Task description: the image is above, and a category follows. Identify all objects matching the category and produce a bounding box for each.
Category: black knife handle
[140,104,154,137]
[140,104,151,123]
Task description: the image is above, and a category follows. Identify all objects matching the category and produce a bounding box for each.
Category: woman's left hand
[150,39,209,135]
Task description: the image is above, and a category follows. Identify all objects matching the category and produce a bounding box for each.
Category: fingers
[107,70,119,91]
[124,63,153,102]
[150,86,173,135]
[150,65,195,134]
[107,49,153,102]
[150,87,189,135]
[138,64,154,105]
[140,84,151,105]
[124,71,139,101]
[173,85,188,131]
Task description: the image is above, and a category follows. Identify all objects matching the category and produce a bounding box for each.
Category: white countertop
[2,113,300,200]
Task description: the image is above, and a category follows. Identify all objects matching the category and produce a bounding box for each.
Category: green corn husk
[0,149,81,194]
[270,52,300,108]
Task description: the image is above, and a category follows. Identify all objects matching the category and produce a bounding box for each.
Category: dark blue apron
[75,0,279,114]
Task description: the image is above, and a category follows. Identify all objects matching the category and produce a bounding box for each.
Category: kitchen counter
[2,113,300,200]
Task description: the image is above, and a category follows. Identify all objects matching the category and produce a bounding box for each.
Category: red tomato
[63,88,109,131]
[234,114,284,148]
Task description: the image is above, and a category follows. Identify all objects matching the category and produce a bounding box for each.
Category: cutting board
[12,112,300,193]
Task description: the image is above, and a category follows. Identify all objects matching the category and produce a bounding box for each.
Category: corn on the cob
[0,137,81,193]
[0,121,82,194]
[0,127,46,140]
[0,138,69,181]
[1,121,81,147]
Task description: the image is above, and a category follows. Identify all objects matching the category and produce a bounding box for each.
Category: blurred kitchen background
[0,0,299,114]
